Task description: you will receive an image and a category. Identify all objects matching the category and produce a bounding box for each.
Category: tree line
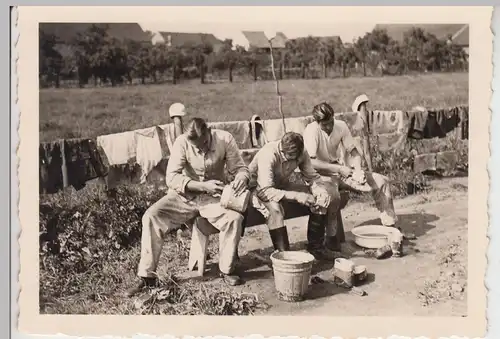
[39,24,469,88]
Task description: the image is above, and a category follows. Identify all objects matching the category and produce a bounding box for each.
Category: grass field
[39,72,468,142]
[39,72,469,316]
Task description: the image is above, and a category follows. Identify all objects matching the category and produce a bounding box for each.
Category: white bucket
[270,251,315,302]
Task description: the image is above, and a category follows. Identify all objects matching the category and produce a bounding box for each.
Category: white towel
[96,131,137,165]
[135,127,163,183]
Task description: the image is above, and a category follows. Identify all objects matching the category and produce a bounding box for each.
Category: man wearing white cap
[302,102,399,249]
[127,116,250,296]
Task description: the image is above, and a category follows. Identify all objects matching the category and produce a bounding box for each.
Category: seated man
[248,131,343,261]
[127,117,250,296]
[303,102,398,245]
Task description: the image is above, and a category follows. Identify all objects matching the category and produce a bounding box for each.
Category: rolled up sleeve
[303,125,319,159]
[165,136,190,194]
[224,134,250,182]
[255,152,286,203]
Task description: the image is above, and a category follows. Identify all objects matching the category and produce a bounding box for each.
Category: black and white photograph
[16,5,492,338]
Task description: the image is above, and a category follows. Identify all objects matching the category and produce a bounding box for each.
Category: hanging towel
[208,120,252,149]
[135,126,164,184]
[262,116,314,142]
[96,131,137,165]
[370,110,405,135]
[250,114,266,148]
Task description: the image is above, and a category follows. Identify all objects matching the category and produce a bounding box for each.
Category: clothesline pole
[268,40,286,133]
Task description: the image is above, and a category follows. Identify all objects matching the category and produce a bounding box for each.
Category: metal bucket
[270,251,315,302]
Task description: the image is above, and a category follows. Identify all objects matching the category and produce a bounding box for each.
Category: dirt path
[179,177,468,316]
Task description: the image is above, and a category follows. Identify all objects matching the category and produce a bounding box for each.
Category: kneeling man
[303,102,398,245]
[128,117,250,296]
[249,131,343,261]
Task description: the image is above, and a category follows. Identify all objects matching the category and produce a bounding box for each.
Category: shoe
[325,235,342,252]
[220,273,243,286]
[307,213,330,260]
[126,277,158,297]
[269,227,290,251]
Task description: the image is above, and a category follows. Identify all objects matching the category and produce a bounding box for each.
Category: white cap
[412,105,426,112]
[169,102,186,118]
[351,94,369,112]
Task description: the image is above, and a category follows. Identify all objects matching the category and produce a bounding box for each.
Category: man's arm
[303,123,350,176]
[165,136,206,194]
[255,151,300,202]
[224,133,250,183]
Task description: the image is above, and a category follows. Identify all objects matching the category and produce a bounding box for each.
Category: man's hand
[230,178,248,196]
[339,166,353,178]
[294,192,316,207]
[203,180,224,195]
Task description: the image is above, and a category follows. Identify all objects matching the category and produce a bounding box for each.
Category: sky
[139,21,377,48]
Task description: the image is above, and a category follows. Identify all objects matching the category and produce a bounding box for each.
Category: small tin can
[353,265,367,284]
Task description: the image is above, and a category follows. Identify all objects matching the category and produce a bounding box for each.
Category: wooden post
[359,102,373,172]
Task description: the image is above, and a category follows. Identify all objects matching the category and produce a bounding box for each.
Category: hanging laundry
[407,108,428,140]
[64,138,108,191]
[413,153,437,173]
[39,138,108,194]
[39,140,65,194]
[262,116,314,142]
[96,130,137,165]
[135,126,164,184]
[208,120,253,149]
[158,123,176,155]
[408,106,461,140]
[250,115,266,148]
[369,110,405,135]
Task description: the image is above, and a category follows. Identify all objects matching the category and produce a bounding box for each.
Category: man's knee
[225,209,244,224]
[142,205,158,226]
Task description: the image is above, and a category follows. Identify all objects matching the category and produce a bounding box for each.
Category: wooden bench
[187,190,350,276]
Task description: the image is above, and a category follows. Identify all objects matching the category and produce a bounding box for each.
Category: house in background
[241,31,287,52]
[151,31,225,54]
[374,23,469,54]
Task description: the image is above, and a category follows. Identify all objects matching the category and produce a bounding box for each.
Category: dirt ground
[176,176,468,316]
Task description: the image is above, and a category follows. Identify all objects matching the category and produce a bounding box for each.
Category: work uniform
[137,129,250,277]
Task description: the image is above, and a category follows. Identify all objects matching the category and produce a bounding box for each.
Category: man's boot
[307,213,337,261]
[126,277,158,297]
[269,226,290,252]
[325,235,342,252]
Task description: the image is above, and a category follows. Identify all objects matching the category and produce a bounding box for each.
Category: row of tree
[39,24,469,88]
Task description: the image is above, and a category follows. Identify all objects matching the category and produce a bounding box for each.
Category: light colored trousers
[333,171,397,227]
[252,175,341,236]
[137,189,243,277]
